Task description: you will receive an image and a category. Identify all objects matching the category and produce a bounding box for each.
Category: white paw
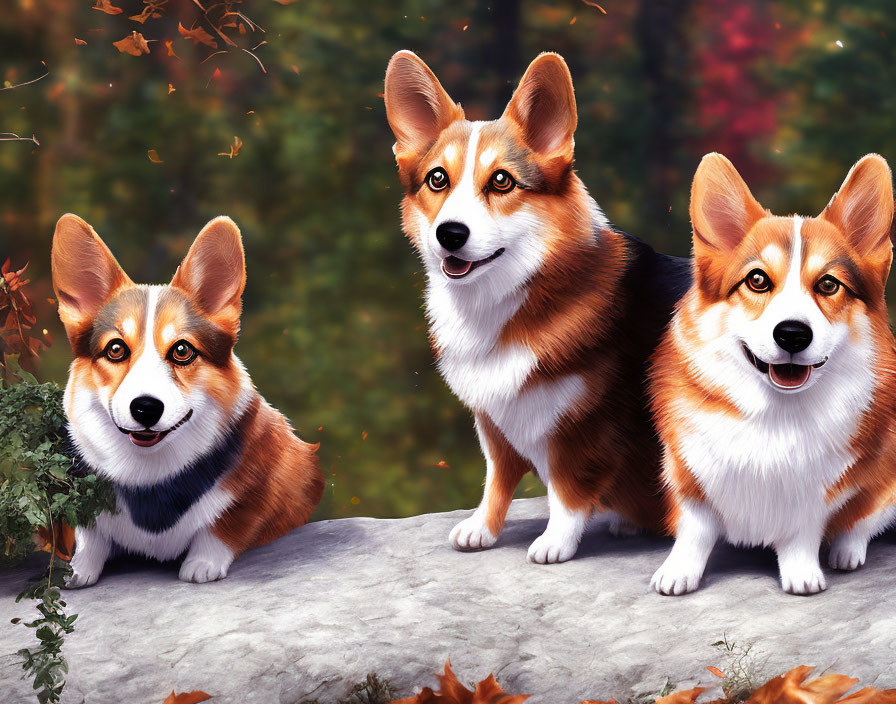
[526,531,579,564]
[179,558,229,584]
[65,568,101,589]
[828,536,867,571]
[449,514,497,551]
[780,563,827,595]
[65,553,104,589]
[650,555,704,595]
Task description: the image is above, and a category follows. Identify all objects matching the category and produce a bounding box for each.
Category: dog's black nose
[436,221,470,251]
[773,320,813,354]
[130,396,164,427]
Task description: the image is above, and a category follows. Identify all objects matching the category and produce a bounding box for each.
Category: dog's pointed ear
[171,217,246,324]
[52,214,133,334]
[384,51,464,170]
[503,52,577,162]
[690,153,766,255]
[821,154,894,259]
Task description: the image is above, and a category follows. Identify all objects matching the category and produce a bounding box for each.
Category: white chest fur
[427,280,584,476]
[93,484,234,561]
[677,360,874,547]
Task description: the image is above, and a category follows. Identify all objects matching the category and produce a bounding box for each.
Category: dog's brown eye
[745,269,772,293]
[426,168,449,192]
[103,339,130,363]
[815,276,841,296]
[168,340,198,366]
[489,169,516,193]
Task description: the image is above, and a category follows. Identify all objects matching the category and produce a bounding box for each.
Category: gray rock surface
[2,497,894,704]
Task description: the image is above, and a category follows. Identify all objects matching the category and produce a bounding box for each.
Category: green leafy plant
[1,257,115,703]
[710,636,768,703]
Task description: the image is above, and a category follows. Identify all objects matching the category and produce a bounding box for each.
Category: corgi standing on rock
[52,214,324,586]
[650,153,896,595]
[384,50,691,563]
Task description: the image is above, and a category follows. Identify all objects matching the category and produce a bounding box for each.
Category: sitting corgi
[650,153,896,595]
[52,214,324,586]
[384,51,690,563]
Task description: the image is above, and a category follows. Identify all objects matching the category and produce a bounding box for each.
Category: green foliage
[11,585,77,704]
[0,357,115,564]
[0,357,115,704]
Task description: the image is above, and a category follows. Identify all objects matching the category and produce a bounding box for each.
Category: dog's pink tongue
[769,363,811,389]
[442,256,473,277]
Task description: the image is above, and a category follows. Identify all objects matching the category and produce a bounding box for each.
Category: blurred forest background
[1,0,895,521]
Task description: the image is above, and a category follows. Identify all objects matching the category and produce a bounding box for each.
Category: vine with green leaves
[1,259,115,704]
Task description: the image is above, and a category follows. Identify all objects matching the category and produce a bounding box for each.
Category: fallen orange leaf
[162,692,211,704]
[707,666,726,679]
[113,31,150,56]
[147,149,163,163]
[390,661,530,703]
[656,687,706,704]
[746,667,873,703]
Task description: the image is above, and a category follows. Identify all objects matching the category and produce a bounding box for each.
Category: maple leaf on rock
[162,691,211,704]
[391,661,530,704]
[746,667,896,704]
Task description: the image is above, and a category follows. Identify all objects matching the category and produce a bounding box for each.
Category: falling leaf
[391,661,530,704]
[165,40,179,58]
[168,83,175,94]
[569,16,577,24]
[162,692,212,704]
[147,149,163,163]
[435,461,450,469]
[92,0,123,15]
[462,24,469,31]
[361,430,368,440]
[129,1,166,24]
[114,31,151,56]
[75,38,87,46]
[317,426,323,431]
[351,496,361,505]
[217,136,242,159]
[581,0,608,13]
[707,666,726,678]
[290,64,299,74]
[178,22,217,49]
[656,688,706,704]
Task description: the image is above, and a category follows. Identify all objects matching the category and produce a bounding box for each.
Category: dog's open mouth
[742,344,827,391]
[119,409,193,447]
[441,249,505,280]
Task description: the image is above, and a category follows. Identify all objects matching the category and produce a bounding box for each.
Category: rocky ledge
[2,497,894,703]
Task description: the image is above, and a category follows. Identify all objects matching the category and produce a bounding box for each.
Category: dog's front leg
[66,523,112,589]
[828,503,896,571]
[450,414,529,551]
[651,500,720,595]
[179,528,235,583]
[526,483,588,564]
[776,525,826,595]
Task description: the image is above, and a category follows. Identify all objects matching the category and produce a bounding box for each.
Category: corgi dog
[650,153,896,595]
[52,214,324,586]
[384,51,690,563]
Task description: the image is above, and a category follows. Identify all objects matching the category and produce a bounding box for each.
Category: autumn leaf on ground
[92,0,122,14]
[217,136,242,159]
[655,687,706,704]
[114,31,151,56]
[147,149,163,163]
[178,22,217,49]
[390,660,530,703]
[162,692,211,704]
[746,666,890,704]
